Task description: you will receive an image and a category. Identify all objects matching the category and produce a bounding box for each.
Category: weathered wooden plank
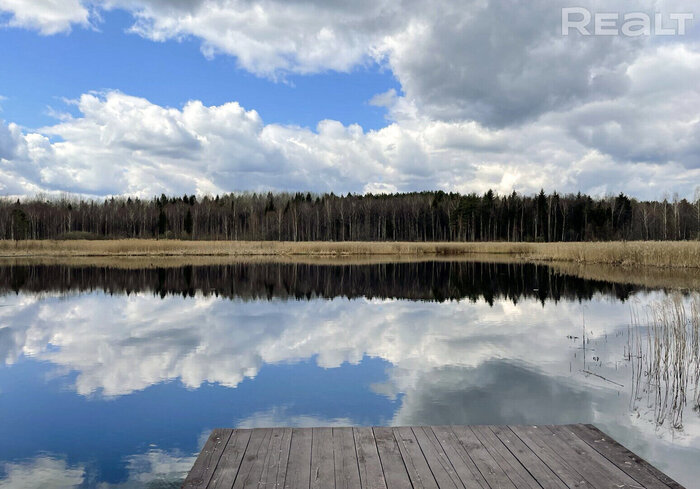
[508,425,590,488]
[469,426,541,489]
[373,427,412,489]
[430,426,486,489]
[570,424,682,489]
[488,426,567,489]
[412,426,465,489]
[394,426,439,489]
[333,428,361,489]
[284,428,312,489]
[448,426,516,489]
[545,425,645,489]
[354,427,388,489]
[233,428,274,489]
[181,428,233,489]
[209,429,253,489]
[259,427,293,489]
[311,428,335,489]
[524,425,623,488]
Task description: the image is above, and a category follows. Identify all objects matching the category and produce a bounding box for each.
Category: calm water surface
[0,261,698,488]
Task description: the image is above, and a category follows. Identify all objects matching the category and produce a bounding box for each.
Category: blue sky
[0,1,699,199]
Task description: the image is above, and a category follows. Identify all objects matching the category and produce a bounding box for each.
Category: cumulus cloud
[0,121,18,160]
[562,43,700,168]
[0,457,84,489]
[0,291,652,396]
[114,0,405,77]
[1,88,698,199]
[0,0,90,34]
[382,0,634,126]
[110,449,196,488]
[237,407,353,428]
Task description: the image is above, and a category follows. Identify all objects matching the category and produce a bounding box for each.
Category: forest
[1,190,699,242]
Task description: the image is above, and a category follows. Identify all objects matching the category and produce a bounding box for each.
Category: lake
[0,260,698,488]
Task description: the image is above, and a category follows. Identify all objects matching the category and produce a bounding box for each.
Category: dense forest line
[2,190,699,242]
[0,261,640,303]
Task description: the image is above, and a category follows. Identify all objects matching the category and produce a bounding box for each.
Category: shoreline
[0,239,699,268]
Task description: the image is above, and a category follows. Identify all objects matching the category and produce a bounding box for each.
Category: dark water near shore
[0,261,642,302]
[0,261,697,488]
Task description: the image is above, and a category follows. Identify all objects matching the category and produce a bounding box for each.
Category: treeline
[2,190,699,241]
[0,262,641,303]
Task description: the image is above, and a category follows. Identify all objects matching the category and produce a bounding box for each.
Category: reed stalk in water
[629,293,700,430]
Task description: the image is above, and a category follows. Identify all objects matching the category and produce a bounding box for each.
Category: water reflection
[0,292,634,396]
[0,261,642,303]
[0,457,85,489]
[0,450,194,489]
[0,262,698,488]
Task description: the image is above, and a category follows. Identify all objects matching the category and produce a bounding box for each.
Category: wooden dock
[181,424,684,489]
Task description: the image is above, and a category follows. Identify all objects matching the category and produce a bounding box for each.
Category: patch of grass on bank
[56,231,105,240]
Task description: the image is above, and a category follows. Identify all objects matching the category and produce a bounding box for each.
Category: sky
[0,1,699,199]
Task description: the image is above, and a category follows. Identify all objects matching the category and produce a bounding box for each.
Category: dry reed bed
[0,240,698,268]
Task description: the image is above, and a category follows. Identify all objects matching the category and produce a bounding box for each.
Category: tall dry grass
[0,240,528,257]
[0,240,698,268]
[531,241,700,268]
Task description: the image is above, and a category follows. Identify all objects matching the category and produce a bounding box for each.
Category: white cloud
[115,0,401,78]
[0,290,659,396]
[237,407,353,428]
[1,89,698,199]
[363,182,398,194]
[105,449,195,488]
[0,457,84,489]
[0,121,19,160]
[0,0,90,34]
[381,0,634,126]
